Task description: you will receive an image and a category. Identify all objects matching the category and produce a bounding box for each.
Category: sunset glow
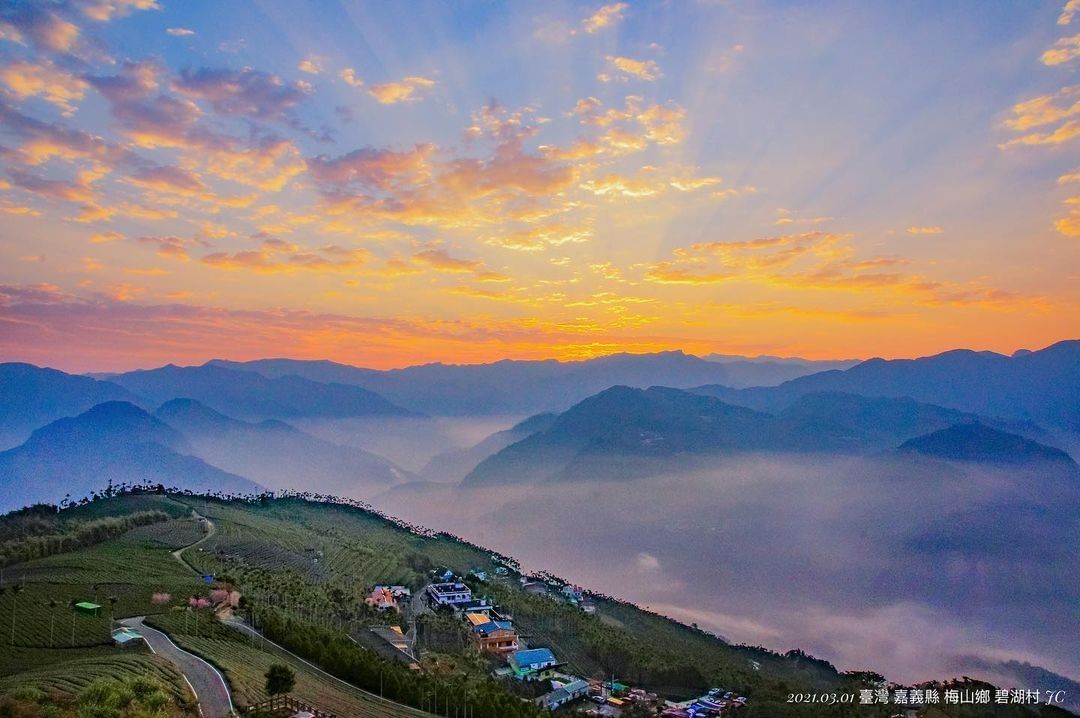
[1,1,1077,371]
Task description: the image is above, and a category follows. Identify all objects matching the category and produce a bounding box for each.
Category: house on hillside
[365,583,410,608]
[427,582,472,606]
[560,584,584,602]
[456,597,495,615]
[365,586,402,612]
[509,647,561,680]
[433,567,456,582]
[468,616,519,655]
[522,581,549,597]
[536,679,590,710]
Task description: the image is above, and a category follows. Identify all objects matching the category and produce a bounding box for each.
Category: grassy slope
[0,494,434,717]
[2,493,1073,718]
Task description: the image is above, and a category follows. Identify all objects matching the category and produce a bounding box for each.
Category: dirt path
[171,511,215,573]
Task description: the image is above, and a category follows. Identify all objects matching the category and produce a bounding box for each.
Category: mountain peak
[898,423,1076,466]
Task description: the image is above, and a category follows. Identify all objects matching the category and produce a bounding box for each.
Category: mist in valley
[353,449,1079,691]
[291,415,524,473]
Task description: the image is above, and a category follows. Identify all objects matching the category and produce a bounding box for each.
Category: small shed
[74,602,102,616]
[112,628,144,647]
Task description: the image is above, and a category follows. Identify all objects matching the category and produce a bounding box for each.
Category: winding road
[122,510,234,718]
[121,616,234,718]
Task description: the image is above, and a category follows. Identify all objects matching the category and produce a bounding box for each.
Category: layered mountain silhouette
[2,339,1076,502]
[0,401,261,511]
[463,386,1075,485]
[702,354,860,387]
[103,363,414,420]
[692,340,1080,430]
[155,398,406,492]
[211,351,761,415]
[0,363,143,449]
[418,412,558,482]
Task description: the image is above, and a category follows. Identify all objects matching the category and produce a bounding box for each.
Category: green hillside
[0,492,1073,718]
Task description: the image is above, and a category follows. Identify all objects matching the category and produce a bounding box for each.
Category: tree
[264,663,295,697]
[48,599,58,647]
[9,583,21,646]
[69,598,78,646]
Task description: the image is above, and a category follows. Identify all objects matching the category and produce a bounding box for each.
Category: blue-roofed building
[469,618,518,655]
[536,679,590,710]
[509,647,560,680]
[111,628,145,648]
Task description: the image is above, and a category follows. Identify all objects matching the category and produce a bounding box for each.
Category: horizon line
[3,338,1076,377]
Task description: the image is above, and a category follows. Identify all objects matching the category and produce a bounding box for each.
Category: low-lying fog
[292,416,524,473]
[362,449,1078,689]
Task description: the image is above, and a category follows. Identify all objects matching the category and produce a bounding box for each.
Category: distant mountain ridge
[0,401,261,510]
[209,352,739,415]
[691,340,1080,430]
[105,363,414,420]
[463,386,1075,485]
[155,398,407,492]
[0,363,142,449]
[702,354,861,387]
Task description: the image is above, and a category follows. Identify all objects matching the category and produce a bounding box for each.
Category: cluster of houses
[420,570,598,711]
[424,575,521,657]
[661,689,747,716]
[519,575,597,614]
[361,566,747,715]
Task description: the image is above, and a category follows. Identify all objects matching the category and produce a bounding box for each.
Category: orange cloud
[582,3,628,33]
[1003,86,1079,131]
[412,249,508,281]
[1000,86,1080,148]
[137,235,208,260]
[202,239,371,274]
[1060,0,1080,25]
[485,223,592,251]
[298,56,324,75]
[339,68,364,87]
[367,76,436,104]
[0,60,88,115]
[1041,33,1080,65]
[907,226,943,235]
[602,55,661,82]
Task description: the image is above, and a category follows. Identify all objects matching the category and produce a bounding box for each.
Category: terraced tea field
[148,611,431,718]
[1,494,440,717]
[0,650,193,707]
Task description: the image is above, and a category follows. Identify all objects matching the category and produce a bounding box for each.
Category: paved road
[404,587,431,658]
[121,616,234,718]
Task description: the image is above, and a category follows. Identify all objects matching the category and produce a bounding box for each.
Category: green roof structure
[74,602,102,614]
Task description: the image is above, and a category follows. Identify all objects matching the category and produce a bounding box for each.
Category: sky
[0,0,1077,372]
